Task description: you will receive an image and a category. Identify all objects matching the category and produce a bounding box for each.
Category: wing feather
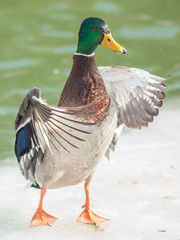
[98,66,167,158]
[98,66,167,129]
[14,87,98,184]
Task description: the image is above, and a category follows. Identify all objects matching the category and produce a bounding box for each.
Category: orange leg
[30,186,57,227]
[77,183,110,225]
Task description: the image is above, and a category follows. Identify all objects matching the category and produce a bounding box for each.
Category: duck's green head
[76,17,127,55]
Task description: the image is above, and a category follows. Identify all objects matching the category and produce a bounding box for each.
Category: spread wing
[14,87,97,185]
[98,66,167,158]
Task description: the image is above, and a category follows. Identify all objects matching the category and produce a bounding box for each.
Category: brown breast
[58,54,110,122]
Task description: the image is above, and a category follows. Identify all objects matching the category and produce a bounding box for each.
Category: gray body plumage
[35,105,117,188]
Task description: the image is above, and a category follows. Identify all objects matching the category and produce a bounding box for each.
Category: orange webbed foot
[77,183,110,225]
[30,186,57,227]
[77,206,110,225]
[30,209,57,227]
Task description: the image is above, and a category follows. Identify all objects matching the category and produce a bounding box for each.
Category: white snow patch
[0,103,180,240]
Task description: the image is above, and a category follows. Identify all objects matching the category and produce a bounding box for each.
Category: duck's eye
[90,25,97,31]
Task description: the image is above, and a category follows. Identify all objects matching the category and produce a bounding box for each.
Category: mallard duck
[14,17,167,227]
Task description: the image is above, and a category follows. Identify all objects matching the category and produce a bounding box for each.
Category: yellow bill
[101,33,127,54]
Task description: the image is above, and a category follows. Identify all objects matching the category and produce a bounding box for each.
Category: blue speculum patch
[15,123,32,161]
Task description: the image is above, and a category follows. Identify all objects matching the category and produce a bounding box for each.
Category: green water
[0,0,180,161]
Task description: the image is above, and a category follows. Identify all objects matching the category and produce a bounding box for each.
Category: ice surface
[0,103,180,240]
